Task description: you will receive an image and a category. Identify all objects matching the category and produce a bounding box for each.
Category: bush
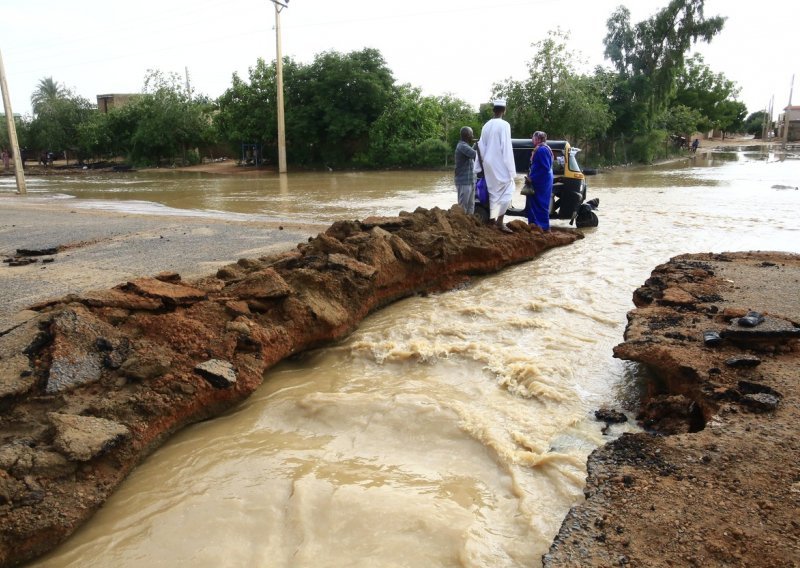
[185,149,201,166]
[630,130,668,163]
[412,138,450,168]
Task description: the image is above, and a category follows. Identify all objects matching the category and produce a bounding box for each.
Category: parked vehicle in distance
[475,139,599,228]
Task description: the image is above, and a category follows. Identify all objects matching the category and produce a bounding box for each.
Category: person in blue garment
[525,130,554,231]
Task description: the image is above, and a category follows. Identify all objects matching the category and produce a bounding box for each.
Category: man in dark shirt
[454,126,476,214]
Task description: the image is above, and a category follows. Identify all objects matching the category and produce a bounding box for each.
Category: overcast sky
[2,0,798,120]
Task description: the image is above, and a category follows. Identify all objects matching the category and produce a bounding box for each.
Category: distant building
[96,93,137,114]
[777,105,800,141]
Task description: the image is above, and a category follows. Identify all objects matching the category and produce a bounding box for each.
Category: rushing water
[14,147,800,567]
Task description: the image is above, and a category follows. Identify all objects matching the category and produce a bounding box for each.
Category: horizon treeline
[1,0,766,169]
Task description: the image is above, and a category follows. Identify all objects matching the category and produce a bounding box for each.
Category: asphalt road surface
[0,199,321,332]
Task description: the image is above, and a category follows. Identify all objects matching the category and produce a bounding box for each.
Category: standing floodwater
[17,147,800,567]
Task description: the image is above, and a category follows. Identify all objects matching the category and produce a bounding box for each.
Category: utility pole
[762,95,774,141]
[269,0,289,174]
[784,74,795,146]
[0,49,26,194]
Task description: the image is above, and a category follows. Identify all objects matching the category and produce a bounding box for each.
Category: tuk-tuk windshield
[568,149,581,173]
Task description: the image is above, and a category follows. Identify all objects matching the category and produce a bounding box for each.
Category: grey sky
[2,0,798,119]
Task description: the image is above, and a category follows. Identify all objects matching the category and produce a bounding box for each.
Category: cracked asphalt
[0,198,322,332]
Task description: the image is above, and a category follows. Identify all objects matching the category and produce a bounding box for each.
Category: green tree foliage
[122,70,212,165]
[30,77,68,116]
[674,54,744,134]
[743,111,767,136]
[304,49,395,165]
[604,1,725,136]
[216,48,395,167]
[28,80,94,160]
[437,94,480,150]
[0,114,31,156]
[215,58,284,160]
[494,30,612,143]
[657,104,703,138]
[714,100,747,137]
[366,84,447,167]
[76,111,112,161]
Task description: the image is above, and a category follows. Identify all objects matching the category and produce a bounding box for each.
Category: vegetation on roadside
[1,0,762,170]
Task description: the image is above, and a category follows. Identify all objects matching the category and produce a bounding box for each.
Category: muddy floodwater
[7,147,799,567]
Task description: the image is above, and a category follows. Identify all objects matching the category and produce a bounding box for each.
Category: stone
[327,253,377,279]
[237,258,264,270]
[154,271,181,283]
[0,319,41,399]
[432,208,454,235]
[740,393,780,412]
[0,354,34,399]
[119,350,172,381]
[48,413,130,462]
[194,359,237,388]
[360,216,412,229]
[595,408,628,424]
[227,268,292,300]
[47,306,123,393]
[124,277,207,306]
[216,264,245,281]
[0,443,76,477]
[389,234,429,265]
[661,287,695,305]
[16,247,58,256]
[224,300,251,317]
[722,316,800,346]
[724,355,762,368]
[79,289,163,311]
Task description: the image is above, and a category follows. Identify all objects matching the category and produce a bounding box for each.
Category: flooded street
[9,147,800,567]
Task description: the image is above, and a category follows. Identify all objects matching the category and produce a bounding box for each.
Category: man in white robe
[474,98,517,232]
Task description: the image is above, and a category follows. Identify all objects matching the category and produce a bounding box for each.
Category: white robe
[475,118,517,219]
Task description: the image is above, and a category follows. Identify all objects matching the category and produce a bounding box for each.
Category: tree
[674,54,743,134]
[604,1,725,135]
[30,77,68,116]
[216,49,395,167]
[367,84,447,167]
[115,70,214,165]
[76,110,112,161]
[437,94,480,150]
[494,30,612,143]
[714,100,747,137]
[216,57,284,162]
[28,91,94,160]
[302,48,395,165]
[657,104,703,138]
[743,111,767,137]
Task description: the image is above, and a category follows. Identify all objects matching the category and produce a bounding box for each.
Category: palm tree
[31,77,67,115]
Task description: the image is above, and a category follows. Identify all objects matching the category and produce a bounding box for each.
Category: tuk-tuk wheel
[576,210,599,228]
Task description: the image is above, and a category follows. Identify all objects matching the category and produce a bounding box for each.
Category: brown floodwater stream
[7,147,799,567]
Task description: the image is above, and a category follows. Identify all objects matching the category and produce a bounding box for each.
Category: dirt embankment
[544,252,800,567]
[0,206,581,567]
